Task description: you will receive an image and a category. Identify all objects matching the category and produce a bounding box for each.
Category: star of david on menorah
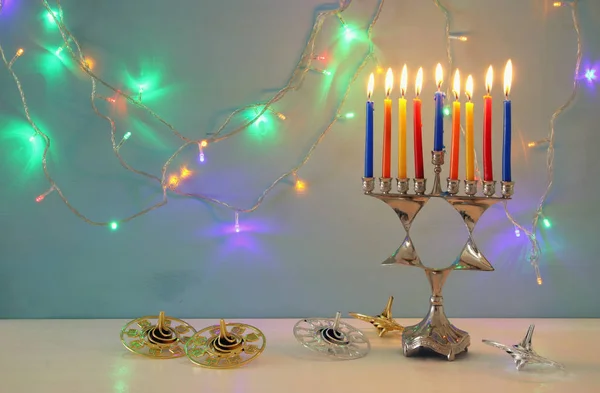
[360,62,514,360]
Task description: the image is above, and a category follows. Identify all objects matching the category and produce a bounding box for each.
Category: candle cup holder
[362,175,511,361]
[501,181,515,199]
[482,180,497,197]
[464,179,478,196]
[430,151,445,196]
[362,177,375,194]
[397,178,410,194]
[413,179,427,195]
[446,178,460,195]
[379,178,393,194]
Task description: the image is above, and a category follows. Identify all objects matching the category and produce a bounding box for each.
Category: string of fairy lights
[0,0,594,284]
[504,0,584,285]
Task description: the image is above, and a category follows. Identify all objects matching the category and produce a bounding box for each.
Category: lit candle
[502,60,513,182]
[365,73,375,178]
[414,67,424,179]
[433,63,445,152]
[483,66,494,181]
[398,65,408,179]
[449,69,461,180]
[382,68,393,178]
[465,75,475,181]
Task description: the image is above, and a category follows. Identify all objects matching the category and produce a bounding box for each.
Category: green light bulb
[123,132,131,140]
[109,222,118,230]
[443,106,451,116]
[345,112,355,119]
[543,218,551,228]
[344,26,357,41]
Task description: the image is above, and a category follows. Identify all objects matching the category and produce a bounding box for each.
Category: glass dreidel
[119,311,197,359]
[185,319,266,369]
[482,324,565,371]
[349,296,404,337]
[293,312,370,360]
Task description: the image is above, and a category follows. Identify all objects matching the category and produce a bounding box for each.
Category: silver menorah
[362,150,513,361]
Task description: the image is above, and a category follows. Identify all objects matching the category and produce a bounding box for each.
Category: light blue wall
[1,0,599,319]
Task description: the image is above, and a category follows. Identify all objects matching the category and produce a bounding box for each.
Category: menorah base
[402,301,469,361]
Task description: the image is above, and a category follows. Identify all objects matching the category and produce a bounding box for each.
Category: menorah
[362,150,513,361]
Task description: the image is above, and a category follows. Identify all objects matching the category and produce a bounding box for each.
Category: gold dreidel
[119,311,196,359]
[349,296,404,337]
[185,319,266,369]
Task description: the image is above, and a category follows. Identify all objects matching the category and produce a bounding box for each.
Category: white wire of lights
[0,0,384,226]
[503,0,582,285]
[0,1,583,284]
[434,0,582,285]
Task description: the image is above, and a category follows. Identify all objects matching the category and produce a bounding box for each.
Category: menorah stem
[426,268,450,298]
[402,268,470,361]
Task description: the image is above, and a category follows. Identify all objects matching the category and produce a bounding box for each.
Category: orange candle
[449,70,461,180]
[382,68,393,178]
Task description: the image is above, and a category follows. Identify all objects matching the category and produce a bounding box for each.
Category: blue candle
[502,101,512,181]
[502,60,513,182]
[433,64,445,151]
[364,73,375,178]
[365,101,374,177]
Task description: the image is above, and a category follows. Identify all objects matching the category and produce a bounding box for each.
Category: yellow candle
[465,75,475,181]
[398,65,408,179]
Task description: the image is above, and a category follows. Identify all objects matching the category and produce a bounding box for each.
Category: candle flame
[400,64,407,97]
[385,68,393,96]
[504,59,512,98]
[415,67,423,97]
[453,69,460,100]
[485,65,493,94]
[367,73,374,99]
[466,75,473,101]
[435,63,443,89]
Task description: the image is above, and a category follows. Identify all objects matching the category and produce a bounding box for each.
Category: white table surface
[1,318,598,393]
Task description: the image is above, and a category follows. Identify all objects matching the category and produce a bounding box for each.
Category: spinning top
[120,311,196,359]
[185,319,266,369]
[349,296,404,337]
[293,312,370,360]
[482,324,565,371]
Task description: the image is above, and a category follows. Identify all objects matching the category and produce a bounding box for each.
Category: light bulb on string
[449,34,468,42]
[527,138,549,148]
[35,186,55,203]
[82,57,94,70]
[309,67,332,76]
[584,69,596,83]
[8,48,24,68]
[116,132,131,150]
[292,172,306,192]
[167,174,180,190]
[138,84,147,101]
[543,217,552,228]
[234,212,240,233]
[109,221,118,230]
[179,165,192,179]
[198,140,208,163]
[337,112,355,120]
[313,55,326,61]
[514,226,521,237]
[45,9,62,26]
